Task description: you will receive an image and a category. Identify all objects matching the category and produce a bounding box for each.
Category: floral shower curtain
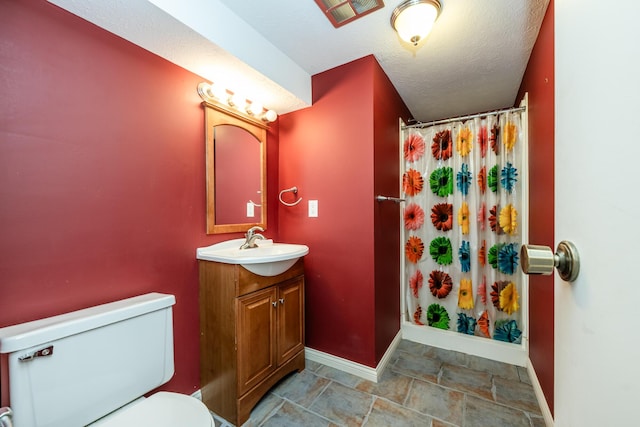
[402,109,526,344]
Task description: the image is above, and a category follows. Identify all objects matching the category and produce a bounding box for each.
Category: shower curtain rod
[402,105,526,130]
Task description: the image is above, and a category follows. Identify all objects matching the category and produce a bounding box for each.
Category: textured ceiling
[48,0,549,122]
[219,0,550,122]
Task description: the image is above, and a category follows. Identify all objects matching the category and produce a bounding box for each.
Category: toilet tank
[0,293,176,427]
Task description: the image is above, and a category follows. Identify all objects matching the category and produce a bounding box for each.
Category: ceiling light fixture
[390,0,441,46]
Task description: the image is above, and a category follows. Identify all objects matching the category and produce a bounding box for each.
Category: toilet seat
[93,392,214,427]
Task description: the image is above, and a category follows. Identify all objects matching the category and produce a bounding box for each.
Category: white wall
[555,1,640,425]
[48,0,311,113]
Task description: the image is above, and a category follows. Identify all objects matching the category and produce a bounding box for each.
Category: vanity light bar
[197,82,278,123]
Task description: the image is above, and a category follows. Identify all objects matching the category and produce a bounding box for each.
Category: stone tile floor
[210,339,545,427]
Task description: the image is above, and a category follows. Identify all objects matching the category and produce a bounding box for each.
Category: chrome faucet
[239,226,265,249]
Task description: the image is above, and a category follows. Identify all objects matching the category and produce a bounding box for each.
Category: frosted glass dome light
[391,0,441,46]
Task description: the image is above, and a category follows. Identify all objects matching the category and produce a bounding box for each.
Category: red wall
[516,0,555,414]
[0,0,279,396]
[278,56,410,367]
[2,0,554,404]
[373,64,412,361]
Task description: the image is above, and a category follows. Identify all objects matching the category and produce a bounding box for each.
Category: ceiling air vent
[314,0,385,28]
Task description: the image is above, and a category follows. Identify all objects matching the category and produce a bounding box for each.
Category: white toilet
[0,293,214,427]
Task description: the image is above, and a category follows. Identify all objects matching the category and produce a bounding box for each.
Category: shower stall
[398,98,529,366]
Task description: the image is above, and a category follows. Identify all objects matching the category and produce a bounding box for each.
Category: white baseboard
[197,332,552,426]
[194,329,551,425]
[376,330,403,378]
[526,358,554,427]
[305,331,402,383]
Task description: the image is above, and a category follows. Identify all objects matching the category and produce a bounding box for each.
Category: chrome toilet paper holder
[520,241,580,282]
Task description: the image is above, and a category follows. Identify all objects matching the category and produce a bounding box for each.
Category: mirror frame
[202,99,267,234]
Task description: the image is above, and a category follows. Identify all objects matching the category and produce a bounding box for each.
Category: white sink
[196,239,309,276]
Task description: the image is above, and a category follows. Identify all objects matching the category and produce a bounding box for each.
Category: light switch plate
[309,200,318,217]
[246,202,254,217]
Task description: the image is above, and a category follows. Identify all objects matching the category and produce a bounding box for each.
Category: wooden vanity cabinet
[199,258,305,426]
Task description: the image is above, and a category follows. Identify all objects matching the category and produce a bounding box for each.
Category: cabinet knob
[272,301,277,308]
[279,298,285,305]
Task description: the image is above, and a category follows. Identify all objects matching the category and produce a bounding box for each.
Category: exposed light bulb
[228,92,246,108]
[196,82,276,124]
[247,101,263,116]
[211,84,228,101]
[263,110,278,123]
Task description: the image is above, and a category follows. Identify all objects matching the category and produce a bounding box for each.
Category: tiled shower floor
[210,339,545,427]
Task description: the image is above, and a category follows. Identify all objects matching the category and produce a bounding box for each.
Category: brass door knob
[520,241,580,282]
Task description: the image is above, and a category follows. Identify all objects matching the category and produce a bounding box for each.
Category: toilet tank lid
[0,293,176,354]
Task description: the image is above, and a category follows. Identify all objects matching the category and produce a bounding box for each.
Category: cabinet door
[277,277,305,365]
[237,287,277,395]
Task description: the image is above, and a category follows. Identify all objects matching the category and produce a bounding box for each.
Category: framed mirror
[202,100,267,234]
